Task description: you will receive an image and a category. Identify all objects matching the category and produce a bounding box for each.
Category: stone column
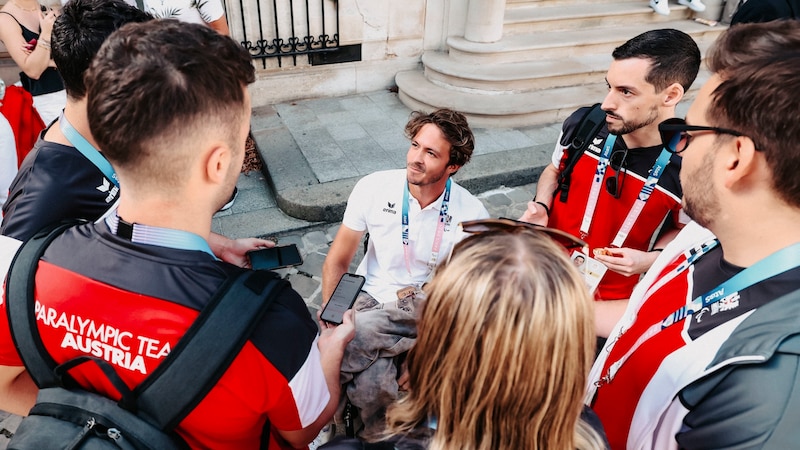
[463,0,506,43]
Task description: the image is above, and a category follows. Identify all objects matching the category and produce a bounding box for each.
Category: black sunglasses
[605,149,628,199]
[458,218,588,251]
[659,118,744,154]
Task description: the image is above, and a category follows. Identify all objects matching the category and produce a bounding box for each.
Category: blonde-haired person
[323,224,608,450]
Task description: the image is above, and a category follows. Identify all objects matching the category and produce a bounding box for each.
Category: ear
[662,82,685,107]
[203,143,232,185]
[722,135,759,189]
[447,164,461,176]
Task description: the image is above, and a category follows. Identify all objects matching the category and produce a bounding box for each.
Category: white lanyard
[401,179,451,276]
[580,135,616,238]
[597,240,800,387]
[579,134,672,246]
[610,148,672,247]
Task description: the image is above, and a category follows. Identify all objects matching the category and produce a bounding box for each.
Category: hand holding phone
[247,244,303,270]
[320,273,365,325]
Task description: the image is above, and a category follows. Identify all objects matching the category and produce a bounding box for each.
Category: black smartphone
[247,244,303,270]
[320,273,365,325]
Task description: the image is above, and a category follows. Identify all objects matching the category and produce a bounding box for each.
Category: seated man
[322,108,489,437]
[0,20,354,449]
[1,0,266,266]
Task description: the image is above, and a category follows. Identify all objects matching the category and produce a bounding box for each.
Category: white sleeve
[341,178,369,232]
[198,0,226,22]
[287,336,330,427]
[551,130,568,168]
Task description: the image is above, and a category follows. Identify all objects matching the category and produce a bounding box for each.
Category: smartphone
[320,273,365,325]
[247,244,303,270]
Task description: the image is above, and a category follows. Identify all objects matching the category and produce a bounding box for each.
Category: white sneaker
[650,0,670,15]
[678,0,706,11]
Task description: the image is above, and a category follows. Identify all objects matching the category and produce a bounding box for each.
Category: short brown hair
[706,20,800,207]
[85,20,255,180]
[404,109,475,168]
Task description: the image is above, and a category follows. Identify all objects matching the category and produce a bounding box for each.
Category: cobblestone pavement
[270,183,539,317]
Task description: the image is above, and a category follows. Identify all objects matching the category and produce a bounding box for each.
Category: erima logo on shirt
[382,201,397,215]
[96,178,120,204]
[588,137,604,154]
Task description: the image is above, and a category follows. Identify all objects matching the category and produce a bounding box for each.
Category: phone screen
[248,244,303,270]
[320,273,365,325]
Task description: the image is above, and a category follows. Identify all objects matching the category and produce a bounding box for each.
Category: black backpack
[4,221,284,449]
[555,103,607,203]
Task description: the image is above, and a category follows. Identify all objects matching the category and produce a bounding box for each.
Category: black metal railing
[231,0,339,67]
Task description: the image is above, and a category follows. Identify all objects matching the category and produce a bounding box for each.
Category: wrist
[534,200,550,216]
[37,38,51,50]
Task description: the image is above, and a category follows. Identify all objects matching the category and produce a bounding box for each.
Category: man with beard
[321,108,488,438]
[520,29,700,338]
[586,20,800,449]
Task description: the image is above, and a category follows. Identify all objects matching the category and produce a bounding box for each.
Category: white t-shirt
[125,0,225,25]
[342,169,489,304]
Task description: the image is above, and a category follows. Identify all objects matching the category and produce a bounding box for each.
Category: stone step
[507,0,645,7]
[396,68,711,128]
[504,2,691,34]
[422,37,716,94]
[447,19,724,64]
[423,51,610,93]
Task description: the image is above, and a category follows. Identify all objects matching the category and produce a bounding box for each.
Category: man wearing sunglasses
[520,29,700,337]
[587,21,800,450]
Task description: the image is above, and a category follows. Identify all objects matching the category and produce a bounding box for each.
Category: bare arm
[278,310,355,448]
[207,232,275,268]
[206,15,229,36]
[321,225,363,305]
[0,365,37,416]
[519,163,559,226]
[594,299,629,339]
[0,10,57,79]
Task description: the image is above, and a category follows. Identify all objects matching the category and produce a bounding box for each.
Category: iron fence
[228,0,339,67]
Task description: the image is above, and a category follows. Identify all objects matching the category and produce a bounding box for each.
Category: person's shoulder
[558,105,604,146]
[352,169,405,194]
[22,140,91,174]
[448,180,488,214]
[360,169,404,183]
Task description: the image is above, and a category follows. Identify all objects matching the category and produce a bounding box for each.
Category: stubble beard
[607,104,659,136]
[682,150,720,229]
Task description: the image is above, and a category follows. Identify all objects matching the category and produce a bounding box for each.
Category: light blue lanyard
[402,178,451,274]
[105,214,215,258]
[600,240,800,386]
[611,147,673,247]
[60,113,119,187]
[663,241,800,328]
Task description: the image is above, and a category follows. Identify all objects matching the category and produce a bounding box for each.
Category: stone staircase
[395,0,727,127]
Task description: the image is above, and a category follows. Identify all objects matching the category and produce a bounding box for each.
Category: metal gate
[228,0,339,67]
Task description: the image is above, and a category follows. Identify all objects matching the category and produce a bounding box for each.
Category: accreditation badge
[571,250,607,294]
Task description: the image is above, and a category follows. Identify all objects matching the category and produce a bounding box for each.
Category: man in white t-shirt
[126,0,229,35]
[321,108,488,437]
[323,108,489,308]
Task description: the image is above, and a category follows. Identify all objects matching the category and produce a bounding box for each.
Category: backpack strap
[6,220,85,388]
[6,220,287,432]
[135,270,285,430]
[555,103,606,203]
